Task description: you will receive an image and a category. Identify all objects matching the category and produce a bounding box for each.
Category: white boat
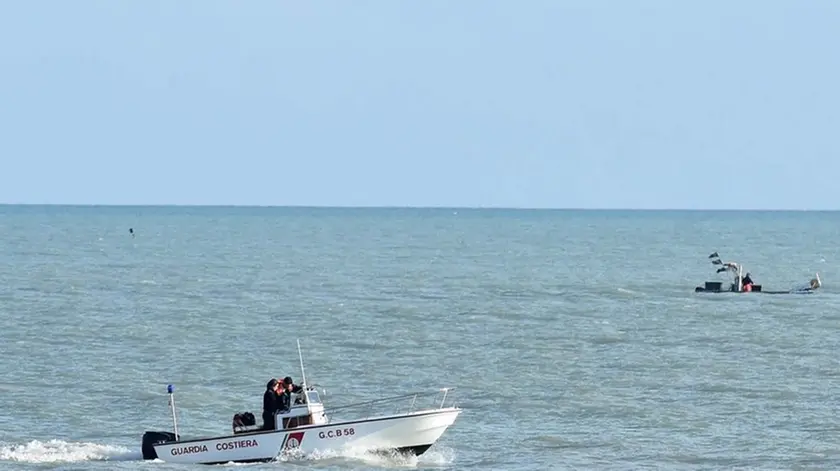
[140,342,461,465]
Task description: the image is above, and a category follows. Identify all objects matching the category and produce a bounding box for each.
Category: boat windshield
[305,390,321,404]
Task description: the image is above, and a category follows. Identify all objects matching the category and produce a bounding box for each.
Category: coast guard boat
[694,252,821,295]
[140,341,461,465]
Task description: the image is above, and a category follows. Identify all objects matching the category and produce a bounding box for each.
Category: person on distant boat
[741,272,754,289]
[277,376,304,412]
[262,378,283,430]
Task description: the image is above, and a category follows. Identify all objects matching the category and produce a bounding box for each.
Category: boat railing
[325,387,457,421]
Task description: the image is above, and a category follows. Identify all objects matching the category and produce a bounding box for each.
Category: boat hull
[694,281,817,295]
[148,408,460,465]
[694,286,816,295]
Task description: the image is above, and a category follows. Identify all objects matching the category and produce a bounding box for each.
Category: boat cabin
[232,388,328,435]
[276,389,328,429]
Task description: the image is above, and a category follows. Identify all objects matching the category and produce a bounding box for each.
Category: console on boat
[232,388,328,435]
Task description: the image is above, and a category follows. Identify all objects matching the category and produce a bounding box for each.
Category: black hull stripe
[199,444,433,465]
[157,409,457,446]
[695,289,813,294]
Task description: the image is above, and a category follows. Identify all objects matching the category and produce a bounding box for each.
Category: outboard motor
[141,431,178,460]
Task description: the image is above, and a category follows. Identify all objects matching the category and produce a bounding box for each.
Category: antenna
[297,339,307,388]
[167,384,179,439]
[297,339,312,415]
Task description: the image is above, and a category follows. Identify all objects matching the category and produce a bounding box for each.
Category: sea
[2,205,840,470]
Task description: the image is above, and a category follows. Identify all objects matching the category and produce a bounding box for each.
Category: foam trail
[275,445,455,468]
[0,439,142,463]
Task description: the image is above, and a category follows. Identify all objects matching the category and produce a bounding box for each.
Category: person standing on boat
[262,378,283,430]
[741,272,754,291]
[277,376,303,412]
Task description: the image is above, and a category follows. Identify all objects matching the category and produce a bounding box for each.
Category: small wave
[533,435,608,450]
[589,333,625,345]
[0,439,142,463]
[616,287,642,296]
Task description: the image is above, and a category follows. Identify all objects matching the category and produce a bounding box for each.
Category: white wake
[276,445,456,468]
[0,439,142,464]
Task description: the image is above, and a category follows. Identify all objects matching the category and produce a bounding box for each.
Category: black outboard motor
[141,431,178,460]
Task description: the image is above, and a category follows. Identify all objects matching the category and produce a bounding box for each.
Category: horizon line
[0,203,837,212]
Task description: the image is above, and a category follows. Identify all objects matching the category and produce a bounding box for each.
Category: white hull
[151,408,460,465]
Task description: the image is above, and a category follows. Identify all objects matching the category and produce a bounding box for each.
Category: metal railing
[323,387,457,422]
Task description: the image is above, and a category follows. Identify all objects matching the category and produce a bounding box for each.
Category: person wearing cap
[262,378,283,430]
[276,376,303,413]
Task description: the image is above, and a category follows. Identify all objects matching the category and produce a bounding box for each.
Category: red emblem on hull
[282,431,305,450]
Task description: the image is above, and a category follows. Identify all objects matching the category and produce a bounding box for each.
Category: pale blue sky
[1,1,838,209]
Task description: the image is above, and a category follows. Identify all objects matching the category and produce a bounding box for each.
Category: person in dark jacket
[262,379,282,430]
[276,376,304,412]
[742,273,753,286]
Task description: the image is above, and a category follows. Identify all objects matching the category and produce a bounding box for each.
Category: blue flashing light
[167,384,174,394]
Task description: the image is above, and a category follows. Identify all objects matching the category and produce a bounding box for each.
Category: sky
[0,0,838,209]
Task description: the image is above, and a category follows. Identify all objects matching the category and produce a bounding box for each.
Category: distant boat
[694,252,821,295]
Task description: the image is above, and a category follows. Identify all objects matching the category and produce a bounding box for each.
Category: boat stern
[141,430,178,460]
